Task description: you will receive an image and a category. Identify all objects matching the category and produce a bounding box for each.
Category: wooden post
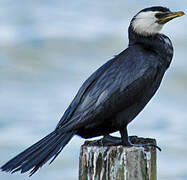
[79,136,157,180]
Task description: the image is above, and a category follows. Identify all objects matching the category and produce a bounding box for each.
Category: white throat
[132,11,164,36]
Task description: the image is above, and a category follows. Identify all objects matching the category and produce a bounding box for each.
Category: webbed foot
[101,135,161,151]
[129,136,161,151]
[101,135,125,146]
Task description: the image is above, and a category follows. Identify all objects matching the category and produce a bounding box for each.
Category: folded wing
[56,46,159,132]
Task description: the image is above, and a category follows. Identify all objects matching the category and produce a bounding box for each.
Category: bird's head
[130,6,184,36]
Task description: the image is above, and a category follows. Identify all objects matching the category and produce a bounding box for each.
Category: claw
[142,143,162,151]
[131,142,162,151]
[128,136,161,151]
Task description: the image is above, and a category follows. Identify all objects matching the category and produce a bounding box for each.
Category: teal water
[0,1,187,180]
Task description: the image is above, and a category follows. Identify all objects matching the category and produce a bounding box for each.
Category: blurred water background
[0,0,187,180]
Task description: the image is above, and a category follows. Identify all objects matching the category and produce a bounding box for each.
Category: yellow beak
[157,11,185,24]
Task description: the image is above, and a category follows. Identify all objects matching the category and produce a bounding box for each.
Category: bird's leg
[120,126,161,151]
[120,126,132,146]
[101,126,132,146]
[101,126,161,151]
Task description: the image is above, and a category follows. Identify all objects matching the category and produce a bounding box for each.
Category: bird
[1,6,184,176]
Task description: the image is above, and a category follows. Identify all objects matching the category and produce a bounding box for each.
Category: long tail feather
[1,131,74,175]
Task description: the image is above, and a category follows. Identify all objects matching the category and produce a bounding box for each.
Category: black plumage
[1,6,184,175]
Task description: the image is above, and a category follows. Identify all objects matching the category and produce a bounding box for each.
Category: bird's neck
[128,27,173,68]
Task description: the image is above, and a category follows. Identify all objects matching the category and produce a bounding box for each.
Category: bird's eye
[155,13,165,19]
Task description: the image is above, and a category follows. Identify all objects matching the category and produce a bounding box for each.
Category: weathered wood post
[79,136,157,180]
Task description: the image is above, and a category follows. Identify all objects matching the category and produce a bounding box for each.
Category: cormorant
[1,6,184,176]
